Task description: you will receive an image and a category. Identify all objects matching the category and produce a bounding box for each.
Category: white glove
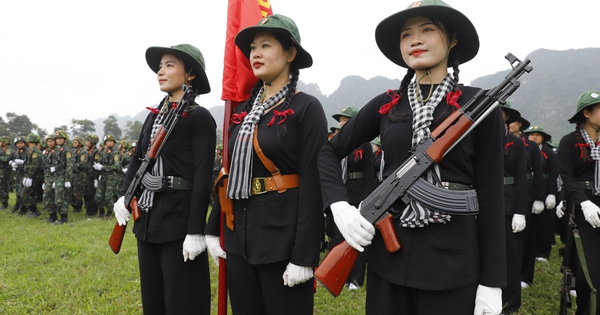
[512,214,526,233]
[330,201,375,252]
[113,196,130,226]
[64,182,71,188]
[282,262,313,287]
[205,234,226,266]
[23,178,32,187]
[122,168,128,174]
[50,166,55,173]
[42,183,45,190]
[545,194,556,209]
[11,163,17,171]
[93,162,103,171]
[94,179,98,188]
[52,182,56,189]
[581,200,600,228]
[182,234,206,262]
[14,159,24,165]
[556,201,565,219]
[532,200,545,214]
[474,285,502,315]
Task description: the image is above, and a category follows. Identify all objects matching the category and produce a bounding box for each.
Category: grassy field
[0,194,576,314]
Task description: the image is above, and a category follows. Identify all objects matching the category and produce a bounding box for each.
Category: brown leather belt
[252,174,300,195]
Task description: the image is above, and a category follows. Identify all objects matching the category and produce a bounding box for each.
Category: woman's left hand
[282,263,313,287]
[182,234,207,262]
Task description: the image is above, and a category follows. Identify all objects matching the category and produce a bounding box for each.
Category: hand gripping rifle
[108,84,197,254]
[315,53,533,296]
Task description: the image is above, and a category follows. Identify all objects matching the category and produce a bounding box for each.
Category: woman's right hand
[205,235,226,266]
[581,200,600,228]
[330,201,375,252]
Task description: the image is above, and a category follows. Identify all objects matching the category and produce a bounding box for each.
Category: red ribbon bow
[182,112,189,118]
[505,141,514,149]
[576,143,589,160]
[354,149,364,161]
[521,137,529,147]
[540,150,548,160]
[267,109,295,127]
[378,89,401,115]
[446,90,463,109]
[231,112,248,124]
[146,107,160,115]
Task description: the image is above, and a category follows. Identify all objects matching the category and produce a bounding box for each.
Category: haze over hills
[95,47,600,144]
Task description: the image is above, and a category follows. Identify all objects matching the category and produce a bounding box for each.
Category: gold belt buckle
[252,177,267,195]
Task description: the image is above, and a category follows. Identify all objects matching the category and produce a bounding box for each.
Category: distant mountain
[97,47,600,144]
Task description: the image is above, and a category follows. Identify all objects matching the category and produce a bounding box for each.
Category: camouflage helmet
[3,135,11,144]
[216,144,223,151]
[0,136,7,145]
[45,134,55,141]
[54,130,69,140]
[15,135,27,144]
[86,134,99,144]
[104,134,117,143]
[73,136,85,146]
[119,139,131,150]
[27,134,41,143]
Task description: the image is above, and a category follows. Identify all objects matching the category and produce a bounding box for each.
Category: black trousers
[137,238,210,315]
[227,253,313,315]
[503,215,524,313]
[534,206,555,258]
[574,220,600,315]
[365,267,479,315]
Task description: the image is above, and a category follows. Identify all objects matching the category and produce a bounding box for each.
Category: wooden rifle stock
[315,214,400,297]
[108,196,141,254]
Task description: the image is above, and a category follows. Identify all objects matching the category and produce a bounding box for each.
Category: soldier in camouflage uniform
[21,134,43,217]
[93,134,120,217]
[42,134,57,220]
[0,136,15,209]
[69,136,86,213]
[84,134,101,217]
[9,136,28,213]
[51,130,73,224]
[117,139,132,198]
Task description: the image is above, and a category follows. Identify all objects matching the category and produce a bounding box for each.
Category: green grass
[0,193,576,314]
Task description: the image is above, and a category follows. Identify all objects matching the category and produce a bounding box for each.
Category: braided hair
[228,31,300,138]
[388,18,461,123]
[574,121,592,162]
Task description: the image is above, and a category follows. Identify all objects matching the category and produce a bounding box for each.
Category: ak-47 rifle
[559,190,575,315]
[315,53,533,297]
[108,84,197,254]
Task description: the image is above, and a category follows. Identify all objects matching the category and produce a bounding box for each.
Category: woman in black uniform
[318,1,506,314]
[205,14,328,315]
[113,44,216,315]
[557,90,600,315]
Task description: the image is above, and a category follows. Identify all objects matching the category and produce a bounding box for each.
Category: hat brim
[502,106,521,125]
[518,117,531,131]
[235,26,313,69]
[375,5,479,68]
[145,47,211,94]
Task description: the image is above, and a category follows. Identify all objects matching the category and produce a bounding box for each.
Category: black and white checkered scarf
[226,82,290,199]
[138,100,169,212]
[580,125,600,195]
[400,74,453,228]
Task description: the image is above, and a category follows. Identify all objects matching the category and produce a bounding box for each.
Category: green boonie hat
[145,44,211,94]
[86,134,99,144]
[371,137,382,146]
[523,125,552,142]
[518,116,531,131]
[104,134,116,143]
[46,134,55,141]
[375,0,479,68]
[330,125,341,133]
[54,130,69,140]
[235,14,313,69]
[27,134,41,143]
[332,107,359,121]
[500,101,521,125]
[568,90,600,123]
[15,135,27,143]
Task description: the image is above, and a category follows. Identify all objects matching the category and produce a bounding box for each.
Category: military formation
[0,131,135,224]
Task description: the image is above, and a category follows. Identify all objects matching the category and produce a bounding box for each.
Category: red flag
[221,0,273,102]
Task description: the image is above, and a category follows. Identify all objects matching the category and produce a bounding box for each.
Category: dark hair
[574,121,592,162]
[228,31,300,138]
[388,18,460,123]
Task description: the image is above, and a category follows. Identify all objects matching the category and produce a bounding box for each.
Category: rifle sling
[252,126,298,194]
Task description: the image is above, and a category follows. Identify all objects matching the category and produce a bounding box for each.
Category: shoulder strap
[252,126,287,192]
